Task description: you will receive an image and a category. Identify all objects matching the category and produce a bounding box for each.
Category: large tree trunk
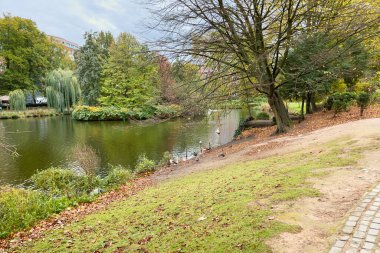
[311,96,318,112]
[306,92,318,114]
[306,93,312,114]
[268,91,292,134]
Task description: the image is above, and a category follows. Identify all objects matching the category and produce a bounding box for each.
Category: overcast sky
[0,0,158,45]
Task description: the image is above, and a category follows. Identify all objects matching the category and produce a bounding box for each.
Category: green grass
[19,140,363,253]
[286,102,302,114]
[0,109,59,119]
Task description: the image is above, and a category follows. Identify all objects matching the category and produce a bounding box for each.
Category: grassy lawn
[21,140,362,253]
[286,102,302,114]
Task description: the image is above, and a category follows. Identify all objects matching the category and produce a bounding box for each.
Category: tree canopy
[152,0,380,132]
[99,33,159,109]
[75,32,114,106]
[0,15,71,94]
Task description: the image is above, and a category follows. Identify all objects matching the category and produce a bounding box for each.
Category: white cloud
[85,16,118,31]
[0,0,158,44]
[95,0,124,13]
[69,1,119,32]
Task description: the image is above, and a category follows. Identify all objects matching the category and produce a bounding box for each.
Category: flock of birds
[168,127,224,165]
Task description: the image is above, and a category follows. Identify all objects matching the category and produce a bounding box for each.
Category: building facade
[49,36,80,60]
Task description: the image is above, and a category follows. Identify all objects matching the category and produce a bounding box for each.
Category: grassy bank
[0,109,59,120]
[18,139,363,252]
[0,166,133,239]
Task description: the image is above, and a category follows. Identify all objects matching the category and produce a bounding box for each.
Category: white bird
[215,128,221,135]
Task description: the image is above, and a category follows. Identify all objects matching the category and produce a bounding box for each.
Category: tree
[45,69,81,112]
[281,33,369,114]
[75,32,114,106]
[0,15,69,94]
[357,92,371,116]
[152,0,380,133]
[99,33,159,109]
[157,55,176,103]
[9,89,26,111]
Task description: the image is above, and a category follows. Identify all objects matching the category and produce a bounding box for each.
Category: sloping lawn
[21,140,362,253]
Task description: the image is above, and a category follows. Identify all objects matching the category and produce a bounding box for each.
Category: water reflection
[0,110,244,185]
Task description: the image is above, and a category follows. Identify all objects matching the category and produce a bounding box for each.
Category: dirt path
[153,118,380,253]
[154,118,380,182]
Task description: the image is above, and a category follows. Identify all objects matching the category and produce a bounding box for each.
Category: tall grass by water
[0,152,158,239]
[0,109,59,119]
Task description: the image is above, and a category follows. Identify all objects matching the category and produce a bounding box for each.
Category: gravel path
[330,184,380,253]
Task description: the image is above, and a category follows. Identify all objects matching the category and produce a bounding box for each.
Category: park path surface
[330,184,380,253]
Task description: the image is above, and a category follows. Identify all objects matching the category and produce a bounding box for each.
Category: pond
[0,110,245,185]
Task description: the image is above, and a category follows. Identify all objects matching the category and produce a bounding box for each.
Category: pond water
[0,110,245,185]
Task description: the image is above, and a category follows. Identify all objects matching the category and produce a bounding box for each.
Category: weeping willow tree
[45,69,81,112]
[9,89,26,111]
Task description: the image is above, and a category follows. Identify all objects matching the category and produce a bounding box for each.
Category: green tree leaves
[75,32,114,106]
[45,69,81,112]
[0,15,71,94]
[99,33,159,109]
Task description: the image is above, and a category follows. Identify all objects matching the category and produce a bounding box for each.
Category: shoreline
[1,105,380,249]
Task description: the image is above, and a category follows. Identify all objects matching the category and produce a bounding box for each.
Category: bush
[256,112,270,120]
[72,106,129,121]
[102,166,133,189]
[234,117,254,138]
[326,92,357,114]
[129,107,155,120]
[357,92,371,116]
[159,151,172,166]
[1,164,134,239]
[154,104,183,119]
[31,168,101,198]
[372,89,380,103]
[355,81,377,93]
[0,186,71,239]
[72,105,183,121]
[134,154,156,174]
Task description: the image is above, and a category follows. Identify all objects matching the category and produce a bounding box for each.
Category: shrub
[31,168,101,198]
[357,92,371,116]
[102,165,133,189]
[72,106,129,121]
[129,107,154,120]
[326,92,357,114]
[256,112,270,120]
[154,104,183,119]
[0,186,70,239]
[31,168,80,197]
[355,81,377,93]
[134,154,156,174]
[159,151,172,166]
[72,105,183,121]
[372,89,380,103]
[234,118,250,138]
[1,165,134,239]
